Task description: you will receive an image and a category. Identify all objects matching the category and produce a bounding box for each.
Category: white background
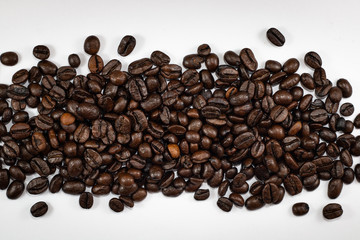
[0,0,360,239]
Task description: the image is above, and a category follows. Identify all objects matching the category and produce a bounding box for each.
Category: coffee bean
[304,51,322,69]
[283,58,299,74]
[217,197,233,212]
[6,180,24,199]
[84,35,100,55]
[79,192,94,209]
[323,203,343,219]
[336,78,352,98]
[328,178,343,199]
[340,103,354,116]
[62,181,85,195]
[109,198,124,212]
[245,195,264,210]
[194,189,210,200]
[292,202,309,216]
[27,177,49,194]
[118,35,136,56]
[33,45,50,60]
[240,48,257,71]
[284,174,302,195]
[30,201,48,217]
[128,58,153,75]
[68,54,81,68]
[266,28,285,46]
[0,51,18,66]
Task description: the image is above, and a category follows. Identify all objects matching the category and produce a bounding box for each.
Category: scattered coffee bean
[79,192,94,209]
[30,201,48,217]
[323,203,343,219]
[1,52,18,66]
[292,202,309,216]
[118,35,136,56]
[266,28,285,46]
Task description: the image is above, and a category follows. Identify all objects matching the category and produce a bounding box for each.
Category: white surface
[0,0,360,239]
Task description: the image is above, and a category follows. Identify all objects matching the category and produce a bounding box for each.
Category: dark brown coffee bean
[7,84,29,100]
[6,180,24,199]
[340,103,354,116]
[118,35,136,56]
[27,177,49,194]
[217,197,233,212]
[283,58,299,74]
[292,202,309,216]
[336,78,352,98]
[62,181,85,195]
[33,45,50,60]
[128,58,153,75]
[328,178,343,199]
[79,192,94,209]
[109,198,124,212]
[305,51,322,69]
[300,73,315,90]
[84,35,100,55]
[245,195,264,210]
[30,201,48,217]
[265,60,282,73]
[240,48,257,71]
[266,28,285,46]
[151,50,170,66]
[270,105,288,123]
[49,174,63,193]
[0,169,10,190]
[323,203,343,219]
[283,174,302,195]
[1,51,18,66]
[68,53,81,68]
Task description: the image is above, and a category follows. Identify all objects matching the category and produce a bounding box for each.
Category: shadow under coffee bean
[0,32,358,220]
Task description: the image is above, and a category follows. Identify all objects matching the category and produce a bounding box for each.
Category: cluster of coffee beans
[0,30,360,219]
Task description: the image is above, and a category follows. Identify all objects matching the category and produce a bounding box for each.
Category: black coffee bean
[292,202,309,216]
[30,201,48,217]
[118,35,136,56]
[27,177,49,194]
[68,53,81,68]
[109,198,124,212]
[6,180,25,199]
[217,197,233,212]
[304,51,322,69]
[84,35,100,55]
[79,192,94,209]
[0,51,18,66]
[323,203,343,219]
[340,103,354,116]
[266,28,285,46]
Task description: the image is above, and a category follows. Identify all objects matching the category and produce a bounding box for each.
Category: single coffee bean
[245,195,264,210]
[6,180,24,199]
[109,198,124,212]
[336,78,352,98]
[265,60,282,73]
[79,192,94,209]
[304,51,322,69]
[266,28,285,46]
[283,58,299,74]
[1,51,18,66]
[340,103,354,116]
[328,178,343,199]
[240,48,258,71]
[84,35,100,55]
[194,189,210,200]
[355,164,360,182]
[30,201,48,217]
[292,202,309,216]
[27,177,49,194]
[68,53,81,68]
[118,35,136,56]
[197,44,211,56]
[323,203,343,219]
[217,197,233,212]
[33,45,50,60]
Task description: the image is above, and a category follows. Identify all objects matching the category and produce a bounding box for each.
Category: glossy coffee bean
[118,35,136,56]
[1,51,18,66]
[266,28,285,46]
[292,202,309,216]
[84,35,100,55]
[30,201,48,217]
[323,203,343,219]
[79,192,94,209]
[304,51,322,69]
[217,197,233,212]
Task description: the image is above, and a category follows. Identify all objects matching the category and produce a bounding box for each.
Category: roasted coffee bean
[245,195,264,210]
[84,35,100,55]
[27,177,49,194]
[151,50,170,66]
[79,192,94,209]
[7,84,29,100]
[240,48,257,71]
[217,197,233,212]
[336,79,352,98]
[118,35,136,56]
[205,53,219,72]
[49,174,63,193]
[266,28,285,46]
[193,189,210,200]
[1,51,18,66]
[0,169,10,190]
[323,203,343,219]
[283,58,299,74]
[340,103,354,116]
[6,181,24,199]
[128,58,153,75]
[33,45,50,60]
[109,198,124,212]
[62,181,85,195]
[292,202,309,216]
[265,60,282,73]
[68,53,81,68]
[355,164,360,182]
[328,178,343,199]
[284,174,302,195]
[305,51,322,69]
[30,201,48,217]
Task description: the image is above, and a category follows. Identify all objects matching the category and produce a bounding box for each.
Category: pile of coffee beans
[0,30,360,220]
